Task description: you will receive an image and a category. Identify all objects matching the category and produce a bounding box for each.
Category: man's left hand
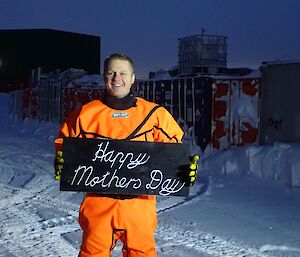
[178,155,200,186]
[188,155,199,186]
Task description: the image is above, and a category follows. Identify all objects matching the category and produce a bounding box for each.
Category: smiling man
[55,53,193,257]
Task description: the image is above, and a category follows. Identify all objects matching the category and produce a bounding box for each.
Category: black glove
[178,155,200,186]
[54,151,64,181]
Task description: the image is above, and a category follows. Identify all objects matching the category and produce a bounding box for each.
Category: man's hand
[178,155,200,186]
[188,155,199,186]
[54,151,64,181]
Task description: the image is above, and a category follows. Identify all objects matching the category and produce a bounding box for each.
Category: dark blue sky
[1,0,300,78]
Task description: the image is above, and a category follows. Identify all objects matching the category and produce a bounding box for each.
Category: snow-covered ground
[1,92,300,257]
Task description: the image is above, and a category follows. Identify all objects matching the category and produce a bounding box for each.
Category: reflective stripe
[126,105,160,140]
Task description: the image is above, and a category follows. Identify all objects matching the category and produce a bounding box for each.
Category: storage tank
[178,33,227,76]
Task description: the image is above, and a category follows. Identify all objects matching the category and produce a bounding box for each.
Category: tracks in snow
[0,184,80,257]
[0,135,84,256]
[156,220,270,257]
[156,182,270,257]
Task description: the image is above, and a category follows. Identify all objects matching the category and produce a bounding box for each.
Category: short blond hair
[104,53,134,74]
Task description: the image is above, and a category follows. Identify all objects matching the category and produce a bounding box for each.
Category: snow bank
[201,143,300,188]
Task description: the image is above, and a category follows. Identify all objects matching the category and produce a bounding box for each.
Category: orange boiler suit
[55,97,184,257]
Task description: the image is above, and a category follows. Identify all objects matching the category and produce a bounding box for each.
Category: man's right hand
[54,151,64,180]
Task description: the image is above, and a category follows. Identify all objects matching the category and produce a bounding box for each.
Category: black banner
[60,138,190,196]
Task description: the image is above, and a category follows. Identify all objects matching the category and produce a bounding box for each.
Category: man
[55,53,197,257]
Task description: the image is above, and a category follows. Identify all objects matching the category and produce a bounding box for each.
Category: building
[178,33,227,76]
[259,60,300,144]
[0,29,101,92]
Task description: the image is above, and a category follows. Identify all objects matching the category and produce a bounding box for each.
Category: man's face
[104,59,135,98]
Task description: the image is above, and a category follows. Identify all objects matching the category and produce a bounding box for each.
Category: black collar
[102,90,137,110]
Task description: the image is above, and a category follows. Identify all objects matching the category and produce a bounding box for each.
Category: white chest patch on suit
[112,112,129,118]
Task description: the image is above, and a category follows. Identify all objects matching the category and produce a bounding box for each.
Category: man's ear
[131,73,135,84]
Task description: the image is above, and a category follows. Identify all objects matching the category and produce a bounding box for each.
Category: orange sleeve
[54,108,82,151]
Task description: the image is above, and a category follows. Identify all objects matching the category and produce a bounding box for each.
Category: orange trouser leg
[78,195,157,257]
[115,198,157,257]
[78,196,117,257]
